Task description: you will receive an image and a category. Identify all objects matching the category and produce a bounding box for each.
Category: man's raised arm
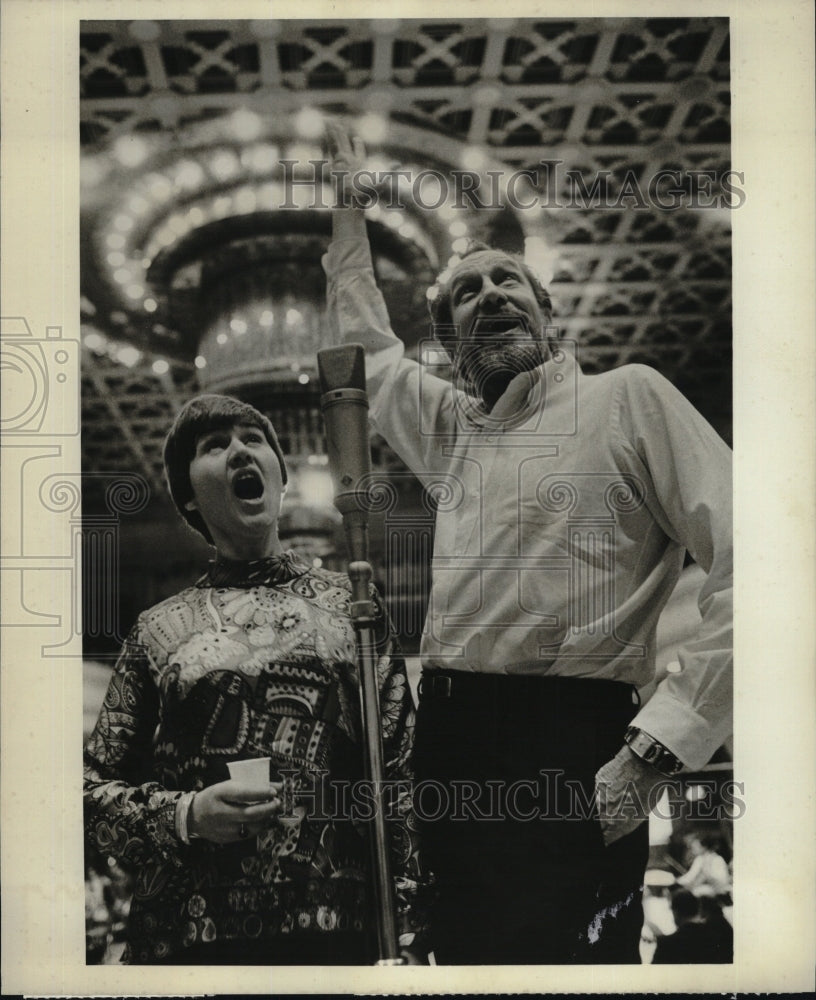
[322,122,457,474]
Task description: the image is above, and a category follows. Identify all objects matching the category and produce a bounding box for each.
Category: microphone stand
[318,352,404,966]
[345,513,403,966]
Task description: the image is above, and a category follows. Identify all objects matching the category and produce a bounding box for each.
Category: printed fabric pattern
[84,552,427,963]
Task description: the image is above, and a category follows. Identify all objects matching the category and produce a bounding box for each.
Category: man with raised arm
[323,123,732,965]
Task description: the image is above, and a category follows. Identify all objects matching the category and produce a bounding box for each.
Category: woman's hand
[188,780,283,844]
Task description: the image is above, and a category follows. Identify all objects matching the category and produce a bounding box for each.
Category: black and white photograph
[1,0,814,995]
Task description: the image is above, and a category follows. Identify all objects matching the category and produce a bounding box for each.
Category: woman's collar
[200,549,310,588]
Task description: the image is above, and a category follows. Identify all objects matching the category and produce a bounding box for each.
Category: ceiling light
[128,20,161,41]
[371,19,399,34]
[81,157,108,187]
[167,214,190,236]
[249,20,280,38]
[230,108,262,142]
[473,84,502,107]
[150,94,181,122]
[175,161,205,190]
[293,107,324,140]
[212,195,233,218]
[244,144,279,172]
[113,135,149,169]
[83,332,107,352]
[127,195,150,216]
[210,149,240,181]
[234,187,257,213]
[117,345,142,367]
[460,145,488,171]
[147,173,173,201]
[524,236,555,285]
[298,468,334,506]
[357,112,388,144]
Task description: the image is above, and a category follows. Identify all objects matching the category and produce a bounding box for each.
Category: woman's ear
[184,498,198,512]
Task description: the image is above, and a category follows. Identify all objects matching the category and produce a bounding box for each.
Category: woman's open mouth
[231,468,265,501]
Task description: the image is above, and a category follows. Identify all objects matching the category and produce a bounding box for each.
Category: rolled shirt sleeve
[614,367,732,769]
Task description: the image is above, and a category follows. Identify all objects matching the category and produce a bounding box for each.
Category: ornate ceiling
[79,17,733,647]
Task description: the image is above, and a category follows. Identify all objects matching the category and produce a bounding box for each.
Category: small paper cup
[227,756,271,793]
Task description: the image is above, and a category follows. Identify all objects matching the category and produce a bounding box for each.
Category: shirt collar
[199,550,310,589]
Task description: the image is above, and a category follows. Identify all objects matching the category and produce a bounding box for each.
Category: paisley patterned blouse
[83,551,426,963]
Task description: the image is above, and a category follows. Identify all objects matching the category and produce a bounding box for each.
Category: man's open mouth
[472,314,530,336]
[231,468,265,501]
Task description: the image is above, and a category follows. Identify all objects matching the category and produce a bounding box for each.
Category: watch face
[626,728,682,774]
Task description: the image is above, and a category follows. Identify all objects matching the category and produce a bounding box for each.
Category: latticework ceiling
[79,17,733,647]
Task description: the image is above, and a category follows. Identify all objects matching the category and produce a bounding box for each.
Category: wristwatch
[624,726,684,776]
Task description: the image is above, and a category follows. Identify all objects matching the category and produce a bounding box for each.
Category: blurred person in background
[652,889,731,964]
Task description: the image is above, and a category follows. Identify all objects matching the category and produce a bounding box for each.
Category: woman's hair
[163,394,288,544]
[426,240,553,361]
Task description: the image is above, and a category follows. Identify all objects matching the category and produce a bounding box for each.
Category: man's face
[448,250,549,393]
[186,421,284,557]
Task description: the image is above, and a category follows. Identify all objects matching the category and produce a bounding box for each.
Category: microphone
[317,344,371,564]
[317,344,403,961]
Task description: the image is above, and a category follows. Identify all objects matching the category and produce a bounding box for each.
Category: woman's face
[186,421,285,559]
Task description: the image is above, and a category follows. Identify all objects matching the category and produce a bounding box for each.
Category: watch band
[624,726,684,776]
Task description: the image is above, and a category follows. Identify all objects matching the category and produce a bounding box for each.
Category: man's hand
[595,745,665,847]
[325,120,369,242]
[325,119,367,179]
[188,779,283,843]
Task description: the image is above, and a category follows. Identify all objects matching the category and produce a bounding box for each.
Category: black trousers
[413,671,649,965]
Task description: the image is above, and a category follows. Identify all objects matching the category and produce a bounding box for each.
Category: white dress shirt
[324,237,732,771]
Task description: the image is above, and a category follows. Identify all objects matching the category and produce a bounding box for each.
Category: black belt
[418,669,639,706]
